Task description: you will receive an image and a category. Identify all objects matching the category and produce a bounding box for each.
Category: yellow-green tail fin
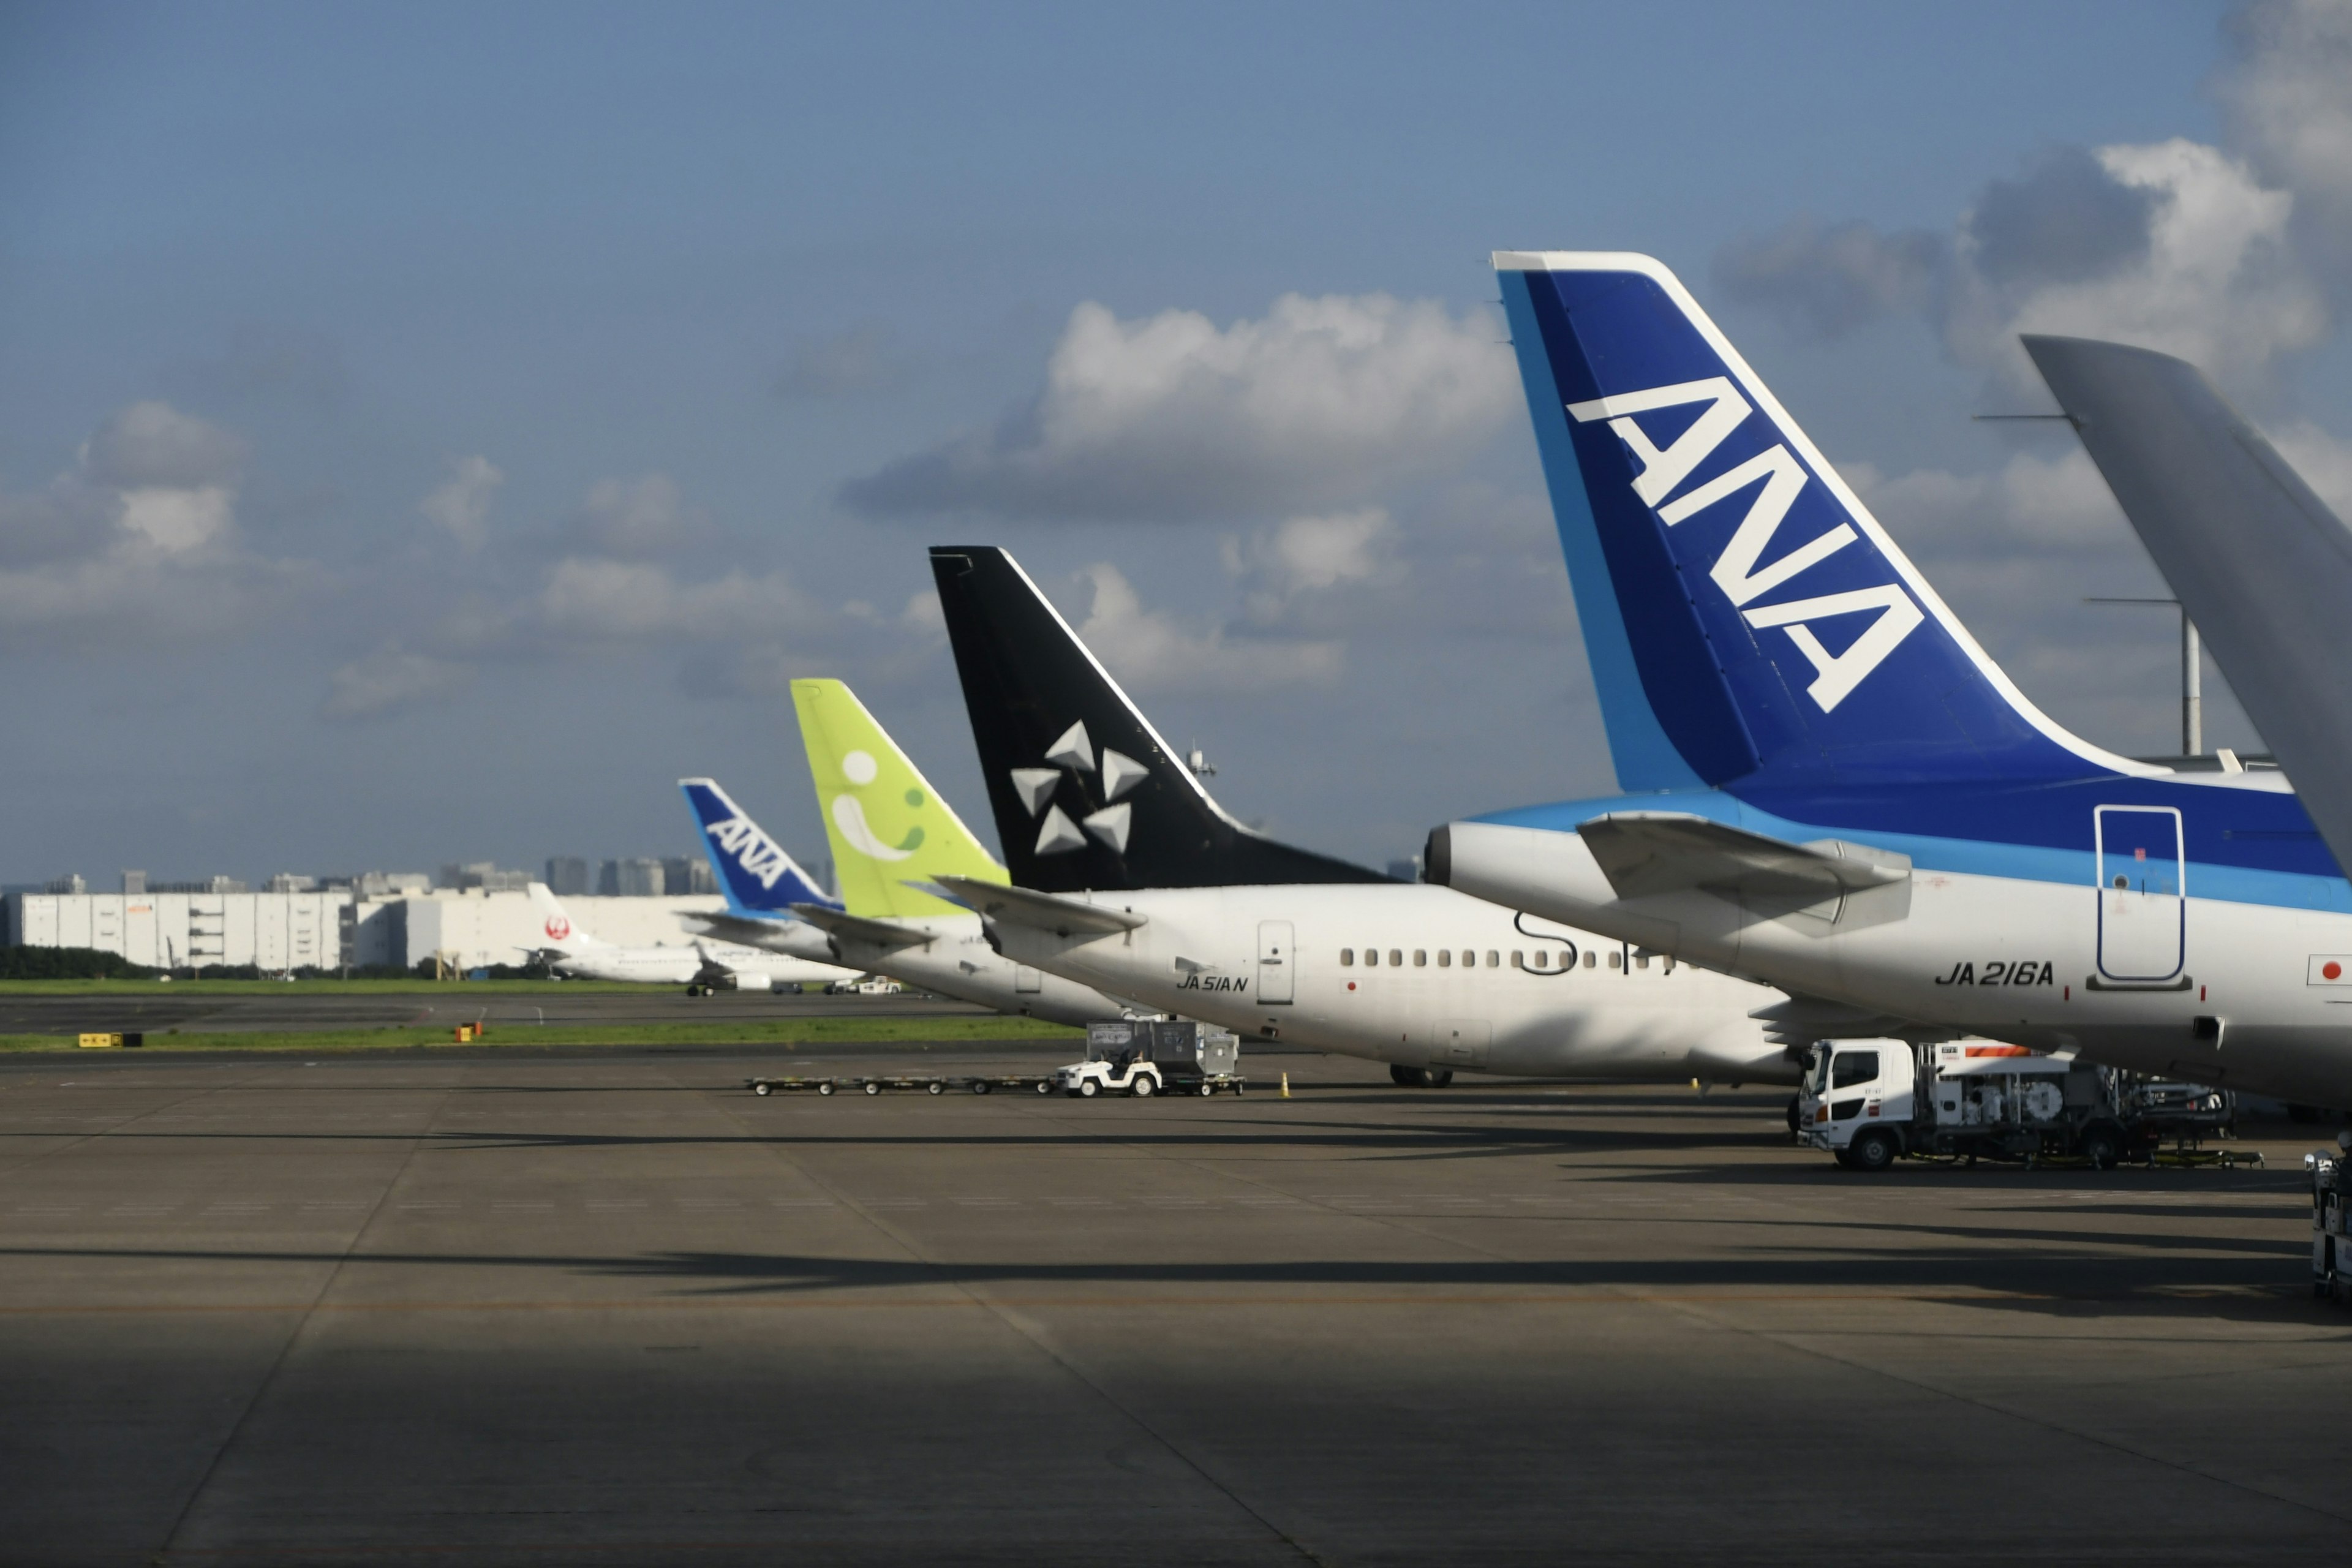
[791,679,1007,919]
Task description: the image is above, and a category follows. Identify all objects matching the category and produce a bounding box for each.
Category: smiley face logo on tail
[830,749,927,862]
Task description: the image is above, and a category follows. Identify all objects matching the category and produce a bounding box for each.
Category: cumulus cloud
[1068,562,1341,692]
[537,557,813,641]
[565,473,712,558]
[2220,0,2352,264]
[420,455,503,551]
[319,643,473,721]
[0,401,304,645]
[840,293,1515,522]
[1719,140,2326,390]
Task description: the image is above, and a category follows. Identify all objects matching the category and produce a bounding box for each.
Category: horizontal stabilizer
[788,904,930,952]
[1577,812,1909,902]
[933,875,1147,937]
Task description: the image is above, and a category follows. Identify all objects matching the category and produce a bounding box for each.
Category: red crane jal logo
[544,916,571,941]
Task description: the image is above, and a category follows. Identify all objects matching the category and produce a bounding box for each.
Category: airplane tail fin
[928,545,1390,891]
[679,778,841,918]
[526,883,602,950]
[788,678,1008,919]
[1495,250,2146,788]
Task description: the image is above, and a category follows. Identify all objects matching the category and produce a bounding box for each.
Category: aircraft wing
[788,904,930,952]
[2026,334,2352,877]
[1577,812,1910,901]
[933,875,1147,937]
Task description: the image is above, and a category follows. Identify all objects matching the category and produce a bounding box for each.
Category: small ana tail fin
[1495,249,2148,788]
[526,883,603,950]
[790,677,1008,919]
[679,778,842,917]
[929,545,1389,891]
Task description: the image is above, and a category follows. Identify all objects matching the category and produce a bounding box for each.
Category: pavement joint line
[0,1063,282,1182]
[679,1061,1335,1568]
[150,1068,462,1566]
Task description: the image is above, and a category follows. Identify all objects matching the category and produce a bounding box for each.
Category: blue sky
[4,0,2348,885]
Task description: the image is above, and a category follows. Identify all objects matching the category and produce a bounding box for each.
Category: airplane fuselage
[1443,772,2352,1105]
[983,883,1799,1084]
[549,940,850,990]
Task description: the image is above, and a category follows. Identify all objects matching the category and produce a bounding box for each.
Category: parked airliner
[926,545,1800,1088]
[524,883,853,992]
[677,680,1148,1028]
[1429,250,2352,1107]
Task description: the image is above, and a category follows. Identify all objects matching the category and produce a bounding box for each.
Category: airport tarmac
[2,1046,2345,1566]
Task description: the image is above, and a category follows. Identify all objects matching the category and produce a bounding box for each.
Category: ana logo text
[707,813,797,888]
[1568,377,1924,712]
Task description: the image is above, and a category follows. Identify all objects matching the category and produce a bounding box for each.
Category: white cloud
[420,455,503,551]
[1070,562,1341,692]
[1971,140,2326,388]
[842,293,1516,522]
[0,401,301,645]
[1843,448,2129,555]
[319,643,473,721]
[2220,0,2352,263]
[80,401,245,491]
[569,472,711,558]
[537,557,812,641]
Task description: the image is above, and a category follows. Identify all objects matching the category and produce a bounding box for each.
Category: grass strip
[0,1016,1080,1055]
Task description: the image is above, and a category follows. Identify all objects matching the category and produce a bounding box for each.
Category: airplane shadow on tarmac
[3,1238,2335,1329]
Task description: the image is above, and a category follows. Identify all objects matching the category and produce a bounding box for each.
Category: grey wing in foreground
[2024,334,2352,879]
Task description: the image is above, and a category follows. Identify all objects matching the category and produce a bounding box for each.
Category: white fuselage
[984,883,1798,1083]
[718,911,1145,1028]
[1442,820,2352,1106]
[548,939,852,990]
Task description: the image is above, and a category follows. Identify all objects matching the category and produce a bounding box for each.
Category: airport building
[5,889,352,971]
[6,886,728,974]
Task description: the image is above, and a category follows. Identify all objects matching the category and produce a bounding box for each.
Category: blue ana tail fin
[679,778,840,916]
[1496,250,2148,788]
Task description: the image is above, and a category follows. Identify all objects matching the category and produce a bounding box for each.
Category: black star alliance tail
[929,546,1392,893]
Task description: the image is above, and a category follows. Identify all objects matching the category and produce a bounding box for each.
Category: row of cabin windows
[1336,947,1651,971]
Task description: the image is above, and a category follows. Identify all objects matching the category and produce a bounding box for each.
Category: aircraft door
[2094,805,2184,982]
[1257,921,1294,1005]
[1014,965,1042,994]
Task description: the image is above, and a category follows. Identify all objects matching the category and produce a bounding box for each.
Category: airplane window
[1437,949,1451,967]
[1559,951,1574,970]
[1608,951,1623,970]
[1413,950,1427,967]
[1487,951,1500,968]
[1461,949,1475,967]
[1583,951,1597,968]
[1510,951,1523,968]
[1531,951,1547,970]
[1364,948,1378,967]
[1340,949,1354,967]
[1636,955,1650,970]
[1389,949,1403,967]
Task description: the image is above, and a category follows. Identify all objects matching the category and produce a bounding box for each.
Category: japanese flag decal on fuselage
[1566,375,1923,714]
